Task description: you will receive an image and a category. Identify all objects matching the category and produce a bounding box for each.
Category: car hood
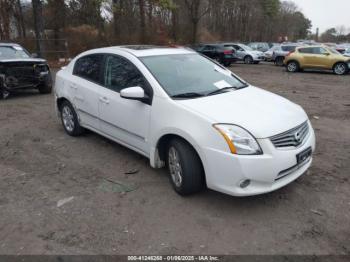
[177,86,308,138]
[0,58,47,63]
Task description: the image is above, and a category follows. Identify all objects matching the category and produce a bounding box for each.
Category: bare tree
[183,0,209,43]
[32,0,44,56]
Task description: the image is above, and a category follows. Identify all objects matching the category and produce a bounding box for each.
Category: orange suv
[284,46,350,75]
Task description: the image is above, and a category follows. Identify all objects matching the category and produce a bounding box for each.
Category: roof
[105,45,196,57]
[0,43,22,47]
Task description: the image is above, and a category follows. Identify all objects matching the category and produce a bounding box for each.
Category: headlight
[214,124,262,155]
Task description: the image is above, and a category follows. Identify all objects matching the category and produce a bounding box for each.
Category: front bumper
[203,122,316,197]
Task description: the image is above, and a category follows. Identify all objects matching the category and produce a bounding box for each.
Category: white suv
[54,46,316,197]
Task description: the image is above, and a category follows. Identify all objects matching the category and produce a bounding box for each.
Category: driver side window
[104,55,148,93]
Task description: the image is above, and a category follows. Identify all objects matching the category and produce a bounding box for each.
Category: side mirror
[120,86,149,103]
[31,53,38,58]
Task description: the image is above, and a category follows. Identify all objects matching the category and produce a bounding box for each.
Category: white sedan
[54,46,316,197]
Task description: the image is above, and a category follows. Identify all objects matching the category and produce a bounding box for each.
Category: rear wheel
[223,61,231,67]
[60,101,85,136]
[333,62,348,75]
[275,56,284,66]
[244,56,253,64]
[286,61,299,73]
[166,139,204,196]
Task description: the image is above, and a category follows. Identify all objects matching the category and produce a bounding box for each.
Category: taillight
[224,50,233,55]
[286,51,294,57]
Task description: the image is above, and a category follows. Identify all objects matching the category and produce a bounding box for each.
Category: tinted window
[203,46,215,51]
[73,54,103,83]
[299,47,313,54]
[104,55,149,94]
[282,46,297,52]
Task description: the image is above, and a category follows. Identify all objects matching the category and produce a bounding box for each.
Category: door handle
[99,97,110,105]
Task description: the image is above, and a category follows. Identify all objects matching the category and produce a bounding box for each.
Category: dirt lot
[0,63,349,255]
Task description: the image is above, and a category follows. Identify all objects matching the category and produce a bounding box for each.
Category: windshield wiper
[171,92,205,99]
[206,86,236,96]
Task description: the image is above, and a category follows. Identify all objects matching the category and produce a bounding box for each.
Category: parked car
[344,48,350,57]
[192,44,236,66]
[335,44,349,54]
[248,42,270,52]
[55,45,316,197]
[224,43,265,64]
[0,43,52,99]
[272,44,299,66]
[264,45,281,62]
[285,46,350,75]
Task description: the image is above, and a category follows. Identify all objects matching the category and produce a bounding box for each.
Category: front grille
[270,121,309,148]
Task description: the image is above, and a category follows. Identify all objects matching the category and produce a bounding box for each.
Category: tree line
[1,0,346,58]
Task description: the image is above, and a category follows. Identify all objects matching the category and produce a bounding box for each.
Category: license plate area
[297,147,312,165]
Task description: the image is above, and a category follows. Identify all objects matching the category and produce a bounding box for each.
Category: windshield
[240,44,254,51]
[141,54,247,98]
[0,46,30,59]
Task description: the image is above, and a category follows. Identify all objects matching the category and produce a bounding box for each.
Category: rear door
[298,47,315,67]
[98,54,152,154]
[71,54,104,129]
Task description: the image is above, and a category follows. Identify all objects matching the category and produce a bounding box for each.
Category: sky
[290,0,350,34]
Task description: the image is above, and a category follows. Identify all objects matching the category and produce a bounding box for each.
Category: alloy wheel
[334,64,346,75]
[62,105,75,132]
[168,147,183,188]
[288,62,297,72]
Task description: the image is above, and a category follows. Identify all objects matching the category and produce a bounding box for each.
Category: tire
[38,83,52,94]
[275,56,284,66]
[244,56,253,64]
[333,62,348,75]
[223,61,231,67]
[286,61,299,73]
[166,138,204,196]
[60,101,85,136]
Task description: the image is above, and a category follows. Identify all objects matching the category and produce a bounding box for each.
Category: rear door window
[73,54,104,84]
[298,47,313,54]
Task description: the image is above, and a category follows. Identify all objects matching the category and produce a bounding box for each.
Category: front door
[98,54,152,155]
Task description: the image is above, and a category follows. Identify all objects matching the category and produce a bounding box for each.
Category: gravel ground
[0,63,349,255]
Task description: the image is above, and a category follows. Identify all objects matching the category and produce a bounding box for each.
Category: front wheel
[60,101,85,136]
[223,61,231,67]
[333,62,348,75]
[286,61,299,73]
[166,139,204,196]
[38,83,52,94]
[244,56,253,64]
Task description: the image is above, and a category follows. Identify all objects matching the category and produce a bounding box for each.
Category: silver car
[248,42,270,52]
[224,43,265,64]
[272,44,299,66]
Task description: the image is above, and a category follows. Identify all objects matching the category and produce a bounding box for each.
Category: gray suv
[223,43,265,64]
[271,44,299,66]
